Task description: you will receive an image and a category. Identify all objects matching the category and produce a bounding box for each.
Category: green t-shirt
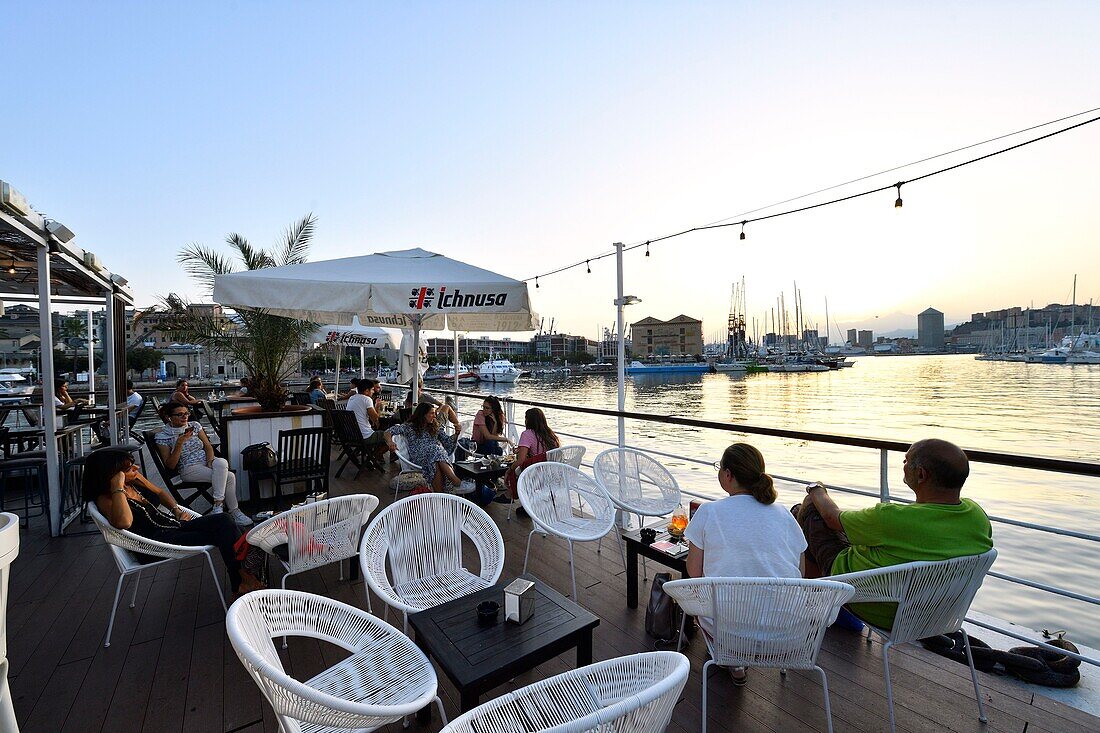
[830,499,993,629]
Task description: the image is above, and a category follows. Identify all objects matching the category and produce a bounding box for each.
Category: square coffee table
[408,574,599,712]
[621,524,689,609]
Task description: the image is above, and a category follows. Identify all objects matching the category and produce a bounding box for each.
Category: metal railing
[399,382,1100,668]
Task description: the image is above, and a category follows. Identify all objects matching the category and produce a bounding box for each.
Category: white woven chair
[87,501,227,648]
[227,589,447,733]
[592,448,681,573]
[663,577,855,733]
[0,513,18,732]
[440,651,690,733]
[518,462,616,600]
[359,493,505,633]
[392,433,428,499]
[547,444,586,469]
[831,549,998,733]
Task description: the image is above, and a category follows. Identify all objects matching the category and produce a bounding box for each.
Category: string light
[6,261,14,275]
[586,260,591,273]
[521,111,1100,286]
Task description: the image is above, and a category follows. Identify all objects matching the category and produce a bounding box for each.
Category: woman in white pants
[154,403,252,526]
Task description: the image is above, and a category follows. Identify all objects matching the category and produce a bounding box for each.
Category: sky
[2,1,1098,342]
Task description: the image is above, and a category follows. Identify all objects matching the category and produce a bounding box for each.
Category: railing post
[879,448,890,503]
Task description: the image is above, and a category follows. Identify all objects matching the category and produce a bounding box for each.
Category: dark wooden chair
[199,400,222,433]
[142,430,215,512]
[329,410,381,479]
[271,426,331,501]
[128,395,147,428]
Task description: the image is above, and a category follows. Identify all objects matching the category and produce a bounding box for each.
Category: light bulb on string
[894,182,903,209]
[645,241,650,257]
[586,260,590,273]
[739,221,747,241]
[535,277,539,289]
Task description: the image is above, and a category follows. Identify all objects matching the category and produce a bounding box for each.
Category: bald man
[797,439,993,629]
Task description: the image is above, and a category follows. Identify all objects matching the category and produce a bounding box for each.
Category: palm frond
[177,243,235,296]
[227,233,276,271]
[276,213,316,266]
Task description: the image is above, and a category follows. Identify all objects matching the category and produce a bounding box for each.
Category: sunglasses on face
[170,412,190,418]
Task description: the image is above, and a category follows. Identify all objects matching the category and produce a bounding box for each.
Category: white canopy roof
[213,247,538,332]
[314,318,399,350]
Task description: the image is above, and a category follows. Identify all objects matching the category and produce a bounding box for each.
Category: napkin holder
[504,578,536,625]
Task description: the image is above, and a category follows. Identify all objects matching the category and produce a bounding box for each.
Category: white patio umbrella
[213,248,538,403]
[313,319,399,394]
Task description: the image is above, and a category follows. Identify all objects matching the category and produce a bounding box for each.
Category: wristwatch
[806,482,825,494]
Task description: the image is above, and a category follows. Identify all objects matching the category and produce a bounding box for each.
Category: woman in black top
[82,449,264,594]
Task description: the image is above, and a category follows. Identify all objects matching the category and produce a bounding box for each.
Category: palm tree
[159,214,319,411]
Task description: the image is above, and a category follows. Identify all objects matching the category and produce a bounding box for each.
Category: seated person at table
[235,376,251,397]
[126,380,144,427]
[154,403,252,527]
[796,438,993,630]
[385,401,463,492]
[473,395,512,457]
[337,377,360,401]
[347,380,388,448]
[169,378,201,410]
[503,409,560,507]
[307,376,327,405]
[369,379,386,412]
[684,443,806,683]
[54,378,87,412]
[83,448,264,596]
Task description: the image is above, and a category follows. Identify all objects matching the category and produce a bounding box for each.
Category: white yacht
[477,358,521,383]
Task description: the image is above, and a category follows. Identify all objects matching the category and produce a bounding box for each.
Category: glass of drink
[667,505,689,541]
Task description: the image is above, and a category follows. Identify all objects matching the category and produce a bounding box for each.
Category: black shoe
[492,494,514,504]
[515,506,529,518]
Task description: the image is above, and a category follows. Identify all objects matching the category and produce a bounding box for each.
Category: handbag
[241,441,278,472]
[645,572,687,646]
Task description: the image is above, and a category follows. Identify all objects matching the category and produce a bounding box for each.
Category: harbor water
[473,355,1100,648]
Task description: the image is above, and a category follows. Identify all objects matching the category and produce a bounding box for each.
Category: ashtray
[639,527,657,545]
[476,600,500,625]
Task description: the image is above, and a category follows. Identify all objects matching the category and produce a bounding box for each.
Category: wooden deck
[6,453,1099,733]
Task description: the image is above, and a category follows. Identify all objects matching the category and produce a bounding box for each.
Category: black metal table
[408,574,599,713]
[621,525,689,609]
[453,460,509,491]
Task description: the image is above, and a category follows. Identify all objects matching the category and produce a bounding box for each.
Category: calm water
[464,355,1100,647]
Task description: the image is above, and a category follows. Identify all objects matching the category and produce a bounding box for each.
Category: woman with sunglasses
[682,443,807,685]
[81,448,265,596]
[384,401,463,492]
[154,403,251,526]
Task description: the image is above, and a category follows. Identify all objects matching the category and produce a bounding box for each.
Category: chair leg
[203,550,228,612]
[676,613,687,652]
[567,540,577,600]
[960,628,988,723]
[701,658,714,733]
[522,530,536,574]
[882,641,896,733]
[104,573,126,648]
[281,572,291,649]
[130,570,141,608]
[434,696,448,725]
[815,665,835,733]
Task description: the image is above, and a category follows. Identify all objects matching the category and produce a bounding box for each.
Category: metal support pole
[879,448,890,503]
[86,309,95,402]
[411,318,421,404]
[104,288,119,443]
[614,242,626,450]
[453,327,460,393]
[37,245,61,536]
[359,346,365,379]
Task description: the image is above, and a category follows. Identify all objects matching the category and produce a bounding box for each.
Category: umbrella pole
[334,345,341,395]
[453,328,460,394]
[360,346,366,379]
[411,318,421,404]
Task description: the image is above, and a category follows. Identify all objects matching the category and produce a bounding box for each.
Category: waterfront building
[630,314,704,357]
[425,335,530,360]
[846,328,858,345]
[532,333,599,360]
[917,307,946,350]
[857,329,874,349]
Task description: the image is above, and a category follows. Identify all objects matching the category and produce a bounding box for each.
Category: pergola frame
[1,188,134,535]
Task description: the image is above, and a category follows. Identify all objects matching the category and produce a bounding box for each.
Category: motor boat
[477,358,521,383]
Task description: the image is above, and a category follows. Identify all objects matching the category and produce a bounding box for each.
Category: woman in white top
[683,442,807,684]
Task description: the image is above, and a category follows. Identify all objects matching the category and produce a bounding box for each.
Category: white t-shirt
[127,391,143,417]
[683,494,806,580]
[347,393,375,438]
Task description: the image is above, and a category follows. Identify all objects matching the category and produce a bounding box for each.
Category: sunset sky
[3,2,1098,341]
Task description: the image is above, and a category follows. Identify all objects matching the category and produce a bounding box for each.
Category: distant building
[917,307,946,350]
[846,328,858,346]
[630,315,704,357]
[425,336,530,360]
[857,330,873,350]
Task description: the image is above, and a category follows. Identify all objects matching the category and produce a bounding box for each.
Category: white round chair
[0,513,19,732]
[592,447,681,572]
[227,589,447,733]
[359,493,505,633]
[518,462,616,600]
[87,501,226,648]
[547,444,586,469]
[439,651,689,733]
[662,577,855,733]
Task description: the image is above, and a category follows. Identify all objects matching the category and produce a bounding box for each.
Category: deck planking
[4,450,1098,733]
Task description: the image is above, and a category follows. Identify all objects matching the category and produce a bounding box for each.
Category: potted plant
[158,214,319,412]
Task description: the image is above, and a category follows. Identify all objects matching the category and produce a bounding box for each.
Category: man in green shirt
[797,438,993,629]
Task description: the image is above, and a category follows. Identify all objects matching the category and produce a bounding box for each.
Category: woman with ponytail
[683,443,807,683]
